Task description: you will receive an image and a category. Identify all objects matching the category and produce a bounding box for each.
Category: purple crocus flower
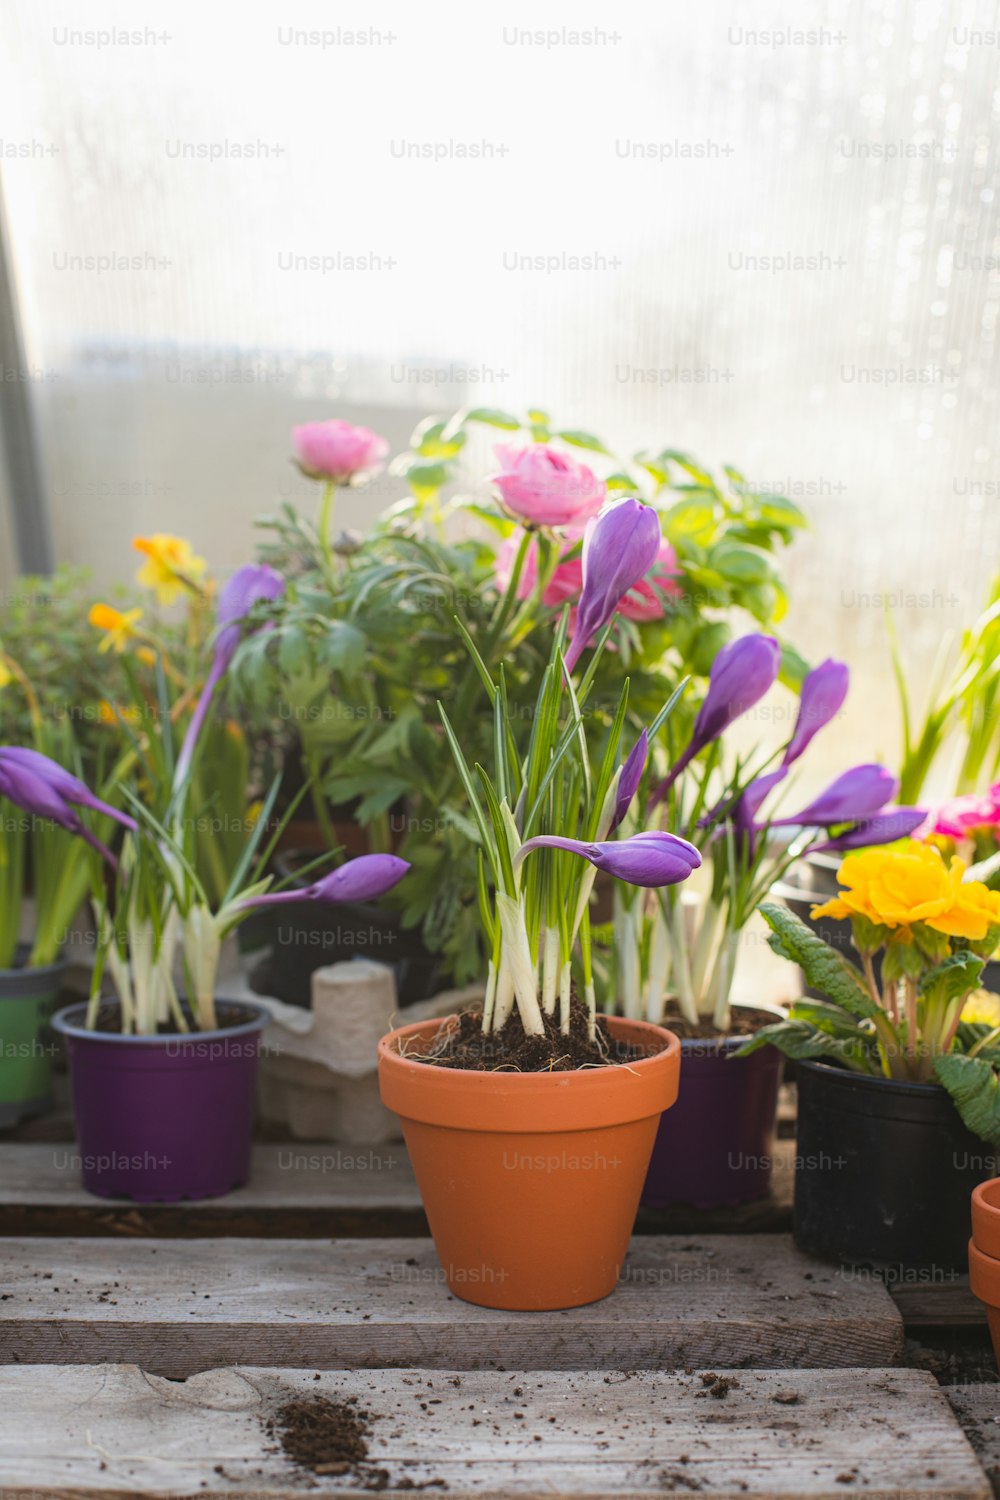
[563,498,662,673]
[767,764,900,829]
[515,829,701,888]
[241,853,409,909]
[649,634,782,809]
[733,657,850,840]
[0,747,133,866]
[610,729,648,832]
[812,807,926,854]
[176,564,286,786]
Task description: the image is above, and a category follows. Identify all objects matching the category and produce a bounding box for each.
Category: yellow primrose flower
[812,839,1000,945]
[962,989,1000,1027]
[133,534,207,606]
[98,699,142,726]
[89,603,143,654]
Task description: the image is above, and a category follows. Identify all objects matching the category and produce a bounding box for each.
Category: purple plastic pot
[52,1000,268,1202]
[641,1034,784,1209]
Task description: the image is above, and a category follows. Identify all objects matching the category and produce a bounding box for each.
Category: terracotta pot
[968,1240,1000,1370]
[971,1177,1000,1257]
[378,1015,680,1311]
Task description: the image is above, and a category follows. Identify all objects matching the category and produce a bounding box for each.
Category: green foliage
[759,903,879,1020]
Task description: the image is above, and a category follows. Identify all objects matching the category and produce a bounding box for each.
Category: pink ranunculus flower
[919,783,1000,841]
[617,540,682,621]
[494,534,584,606]
[490,444,606,528]
[292,420,389,484]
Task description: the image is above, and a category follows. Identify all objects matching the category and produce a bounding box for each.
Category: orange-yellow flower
[133,534,207,606]
[89,603,143,654]
[812,839,1000,946]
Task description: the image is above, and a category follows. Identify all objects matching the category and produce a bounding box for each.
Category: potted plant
[608,638,921,1209]
[38,561,408,1202]
[742,841,1000,1270]
[970,1175,1000,1370]
[241,407,807,1005]
[378,499,700,1311]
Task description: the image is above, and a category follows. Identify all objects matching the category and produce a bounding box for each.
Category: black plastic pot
[260,850,444,1009]
[794,1059,997,1272]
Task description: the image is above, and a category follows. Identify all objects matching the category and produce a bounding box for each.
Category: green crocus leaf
[760,902,879,1020]
[933,1053,1000,1152]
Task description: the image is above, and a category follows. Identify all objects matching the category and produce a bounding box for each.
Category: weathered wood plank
[890,1275,986,1327]
[0,1141,794,1238]
[0,1363,988,1499]
[0,1234,902,1376]
[948,1385,1000,1499]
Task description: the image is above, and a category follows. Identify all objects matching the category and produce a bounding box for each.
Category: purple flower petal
[783,659,849,768]
[518,829,701,888]
[610,729,648,832]
[0,747,136,830]
[244,854,410,909]
[768,764,899,828]
[649,634,781,808]
[564,498,662,672]
[812,807,926,853]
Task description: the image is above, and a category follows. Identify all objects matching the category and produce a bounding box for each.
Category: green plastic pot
[0,946,67,1126]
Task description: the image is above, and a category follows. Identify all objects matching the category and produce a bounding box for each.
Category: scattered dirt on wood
[268,1394,376,1480]
[660,1004,780,1043]
[696,1373,740,1399]
[406,995,651,1074]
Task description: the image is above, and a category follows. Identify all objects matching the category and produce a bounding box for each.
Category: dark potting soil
[409,995,648,1073]
[267,1395,375,1479]
[660,1003,779,1043]
[87,1002,259,1036]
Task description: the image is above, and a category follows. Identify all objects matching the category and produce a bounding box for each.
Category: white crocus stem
[644,898,672,1027]
[496,891,545,1036]
[558,960,572,1034]
[670,895,699,1029]
[492,951,516,1030]
[614,892,643,1022]
[709,929,741,1032]
[584,980,597,1042]
[689,895,723,1011]
[571,865,598,947]
[183,904,221,1032]
[481,959,497,1035]
[541,925,560,1016]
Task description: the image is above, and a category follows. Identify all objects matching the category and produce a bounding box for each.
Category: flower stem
[318,480,337,579]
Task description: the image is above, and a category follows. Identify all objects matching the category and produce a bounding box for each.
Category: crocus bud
[649,634,781,808]
[293,420,389,484]
[515,829,701,888]
[610,729,648,833]
[241,854,410,909]
[782,659,849,768]
[0,747,132,867]
[491,444,605,528]
[813,807,926,854]
[769,764,901,828]
[564,498,662,672]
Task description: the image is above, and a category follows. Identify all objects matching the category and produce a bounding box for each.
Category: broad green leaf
[710,543,773,586]
[918,951,984,1008]
[735,1018,879,1073]
[934,1053,1000,1152]
[555,429,611,455]
[319,620,367,676]
[464,408,521,430]
[759,903,879,1020]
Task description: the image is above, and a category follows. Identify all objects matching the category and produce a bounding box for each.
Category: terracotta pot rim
[378,1014,681,1134]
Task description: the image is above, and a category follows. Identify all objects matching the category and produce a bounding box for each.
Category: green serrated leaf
[760,902,879,1020]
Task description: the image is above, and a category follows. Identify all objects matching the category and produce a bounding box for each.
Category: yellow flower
[811,839,1000,946]
[89,603,143,654]
[962,989,1000,1027]
[98,699,142,726]
[133,534,207,606]
[0,658,10,690]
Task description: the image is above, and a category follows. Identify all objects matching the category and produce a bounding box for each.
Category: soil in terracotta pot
[408,994,648,1073]
[659,1002,780,1042]
[86,1002,259,1035]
